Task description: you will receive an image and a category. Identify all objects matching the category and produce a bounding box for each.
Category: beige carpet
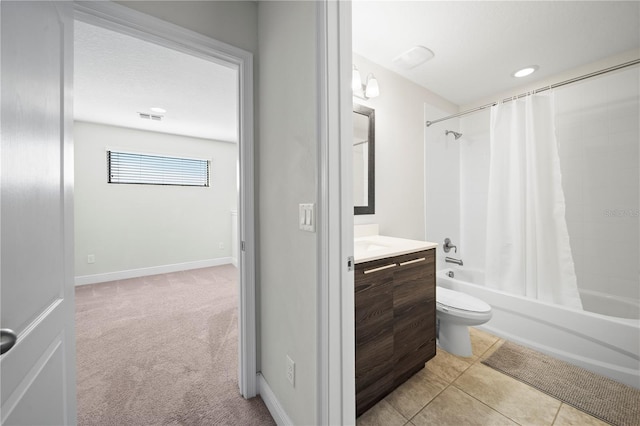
[76,265,274,425]
[482,341,640,426]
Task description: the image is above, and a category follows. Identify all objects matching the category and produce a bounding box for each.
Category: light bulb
[365,74,379,98]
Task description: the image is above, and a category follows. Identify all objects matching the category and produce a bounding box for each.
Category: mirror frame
[353,104,375,215]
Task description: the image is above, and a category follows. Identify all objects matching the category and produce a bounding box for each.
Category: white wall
[424,109,462,271]
[352,53,457,241]
[459,56,639,302]
[74,121,237,279]
[556,66,639,301]
[459,109,491,271]
[257,2,318,424]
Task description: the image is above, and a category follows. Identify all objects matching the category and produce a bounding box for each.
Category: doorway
[73,0,257,406]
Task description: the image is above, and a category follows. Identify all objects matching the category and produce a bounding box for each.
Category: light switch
[299,203,315,232]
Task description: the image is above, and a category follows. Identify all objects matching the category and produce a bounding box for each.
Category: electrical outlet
[87,254,95,264]
[219,242,224,250]
[286,355,295,387]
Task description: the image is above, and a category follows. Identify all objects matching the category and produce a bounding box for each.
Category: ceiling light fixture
[513,65,539,78]
[150,107,167,113]
[352,65,379,100]
[392,45,434,70]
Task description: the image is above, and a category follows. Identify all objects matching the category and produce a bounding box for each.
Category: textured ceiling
[353,1,640,106]
[74,21,238,142]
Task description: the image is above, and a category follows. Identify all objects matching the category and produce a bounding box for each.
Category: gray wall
[74,121,237,277]
[257,2,318,424]
[116,1,258,54]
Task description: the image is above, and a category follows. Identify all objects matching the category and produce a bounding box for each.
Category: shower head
[445,130,463,140]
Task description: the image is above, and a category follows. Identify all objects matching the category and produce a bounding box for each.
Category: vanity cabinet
[355,248,436,416]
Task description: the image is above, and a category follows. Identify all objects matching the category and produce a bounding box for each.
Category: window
[107,150,209,187]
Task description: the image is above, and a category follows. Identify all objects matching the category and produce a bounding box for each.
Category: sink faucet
[443,238,457,253]
[445,257,463,266]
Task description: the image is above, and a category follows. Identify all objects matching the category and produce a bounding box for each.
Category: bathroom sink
[354,240,388,252]
[353,234,438,264]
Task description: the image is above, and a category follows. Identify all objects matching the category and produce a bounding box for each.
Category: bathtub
[437,268,640,389]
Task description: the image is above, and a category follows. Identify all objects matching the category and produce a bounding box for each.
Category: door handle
[1,328,17,355]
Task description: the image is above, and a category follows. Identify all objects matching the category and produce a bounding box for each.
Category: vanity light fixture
[352,65,363,92]
[364,73,379,98]
[352,64,380,99]
[512,65,539,78]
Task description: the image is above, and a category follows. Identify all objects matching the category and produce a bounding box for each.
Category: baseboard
[74,257,232,286]
[257,373,293,426]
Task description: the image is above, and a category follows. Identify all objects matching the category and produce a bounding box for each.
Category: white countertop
[354,235,437,264]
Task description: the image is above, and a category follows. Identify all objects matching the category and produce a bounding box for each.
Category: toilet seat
[437,287,491,313]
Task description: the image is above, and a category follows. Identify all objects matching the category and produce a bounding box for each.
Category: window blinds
[108,151,209,187]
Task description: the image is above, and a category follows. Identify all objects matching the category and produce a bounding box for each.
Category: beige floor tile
[553,404,609,426]
[468,327,500,362]
[424,347,472,383]
[478,338,505,362]
[412,386,517,426]
[384,367,449,419]
[356,399,407,426]
[454,363,561,426]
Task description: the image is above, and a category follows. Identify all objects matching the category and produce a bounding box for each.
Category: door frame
[317,1,355,423]
[73,2,257,398]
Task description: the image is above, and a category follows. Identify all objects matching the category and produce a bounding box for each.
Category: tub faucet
[445,257,463,266]
[443,238,457,253]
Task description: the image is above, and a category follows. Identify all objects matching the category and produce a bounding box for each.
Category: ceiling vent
[393,46,435,70]
[138,112,164,121]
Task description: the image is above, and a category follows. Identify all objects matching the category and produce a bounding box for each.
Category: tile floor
[356,328,608,426]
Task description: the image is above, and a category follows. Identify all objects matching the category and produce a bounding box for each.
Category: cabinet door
[392,249,436,386]
[354,258,396,416]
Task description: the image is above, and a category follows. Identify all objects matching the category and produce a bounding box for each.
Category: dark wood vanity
[355,248,436,416]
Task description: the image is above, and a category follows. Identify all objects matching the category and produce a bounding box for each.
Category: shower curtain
[485,92,583,309]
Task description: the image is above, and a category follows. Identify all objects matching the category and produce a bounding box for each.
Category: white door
[1,1,76,425]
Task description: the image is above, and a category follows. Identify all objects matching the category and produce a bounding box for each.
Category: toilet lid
[437,287,491,313]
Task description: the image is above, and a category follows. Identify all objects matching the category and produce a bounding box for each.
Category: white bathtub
[437,268,640,389]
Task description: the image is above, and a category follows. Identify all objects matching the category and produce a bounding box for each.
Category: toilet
[436,287,492,357]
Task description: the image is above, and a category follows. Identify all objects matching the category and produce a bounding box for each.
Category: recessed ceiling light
[150,107,167,113]
[392,46,435,70]
[513,66,539,78]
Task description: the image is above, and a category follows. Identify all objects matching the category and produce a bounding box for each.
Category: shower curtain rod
[425,58,640,127]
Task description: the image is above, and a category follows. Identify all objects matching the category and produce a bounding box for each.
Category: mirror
[353,104,375,215]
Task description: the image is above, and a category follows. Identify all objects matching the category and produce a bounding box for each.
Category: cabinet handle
[399,257,426,266]
[363,264,397,274]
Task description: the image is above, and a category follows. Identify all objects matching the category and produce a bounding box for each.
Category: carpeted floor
[76,265,275,425]
[482,341,640,426]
